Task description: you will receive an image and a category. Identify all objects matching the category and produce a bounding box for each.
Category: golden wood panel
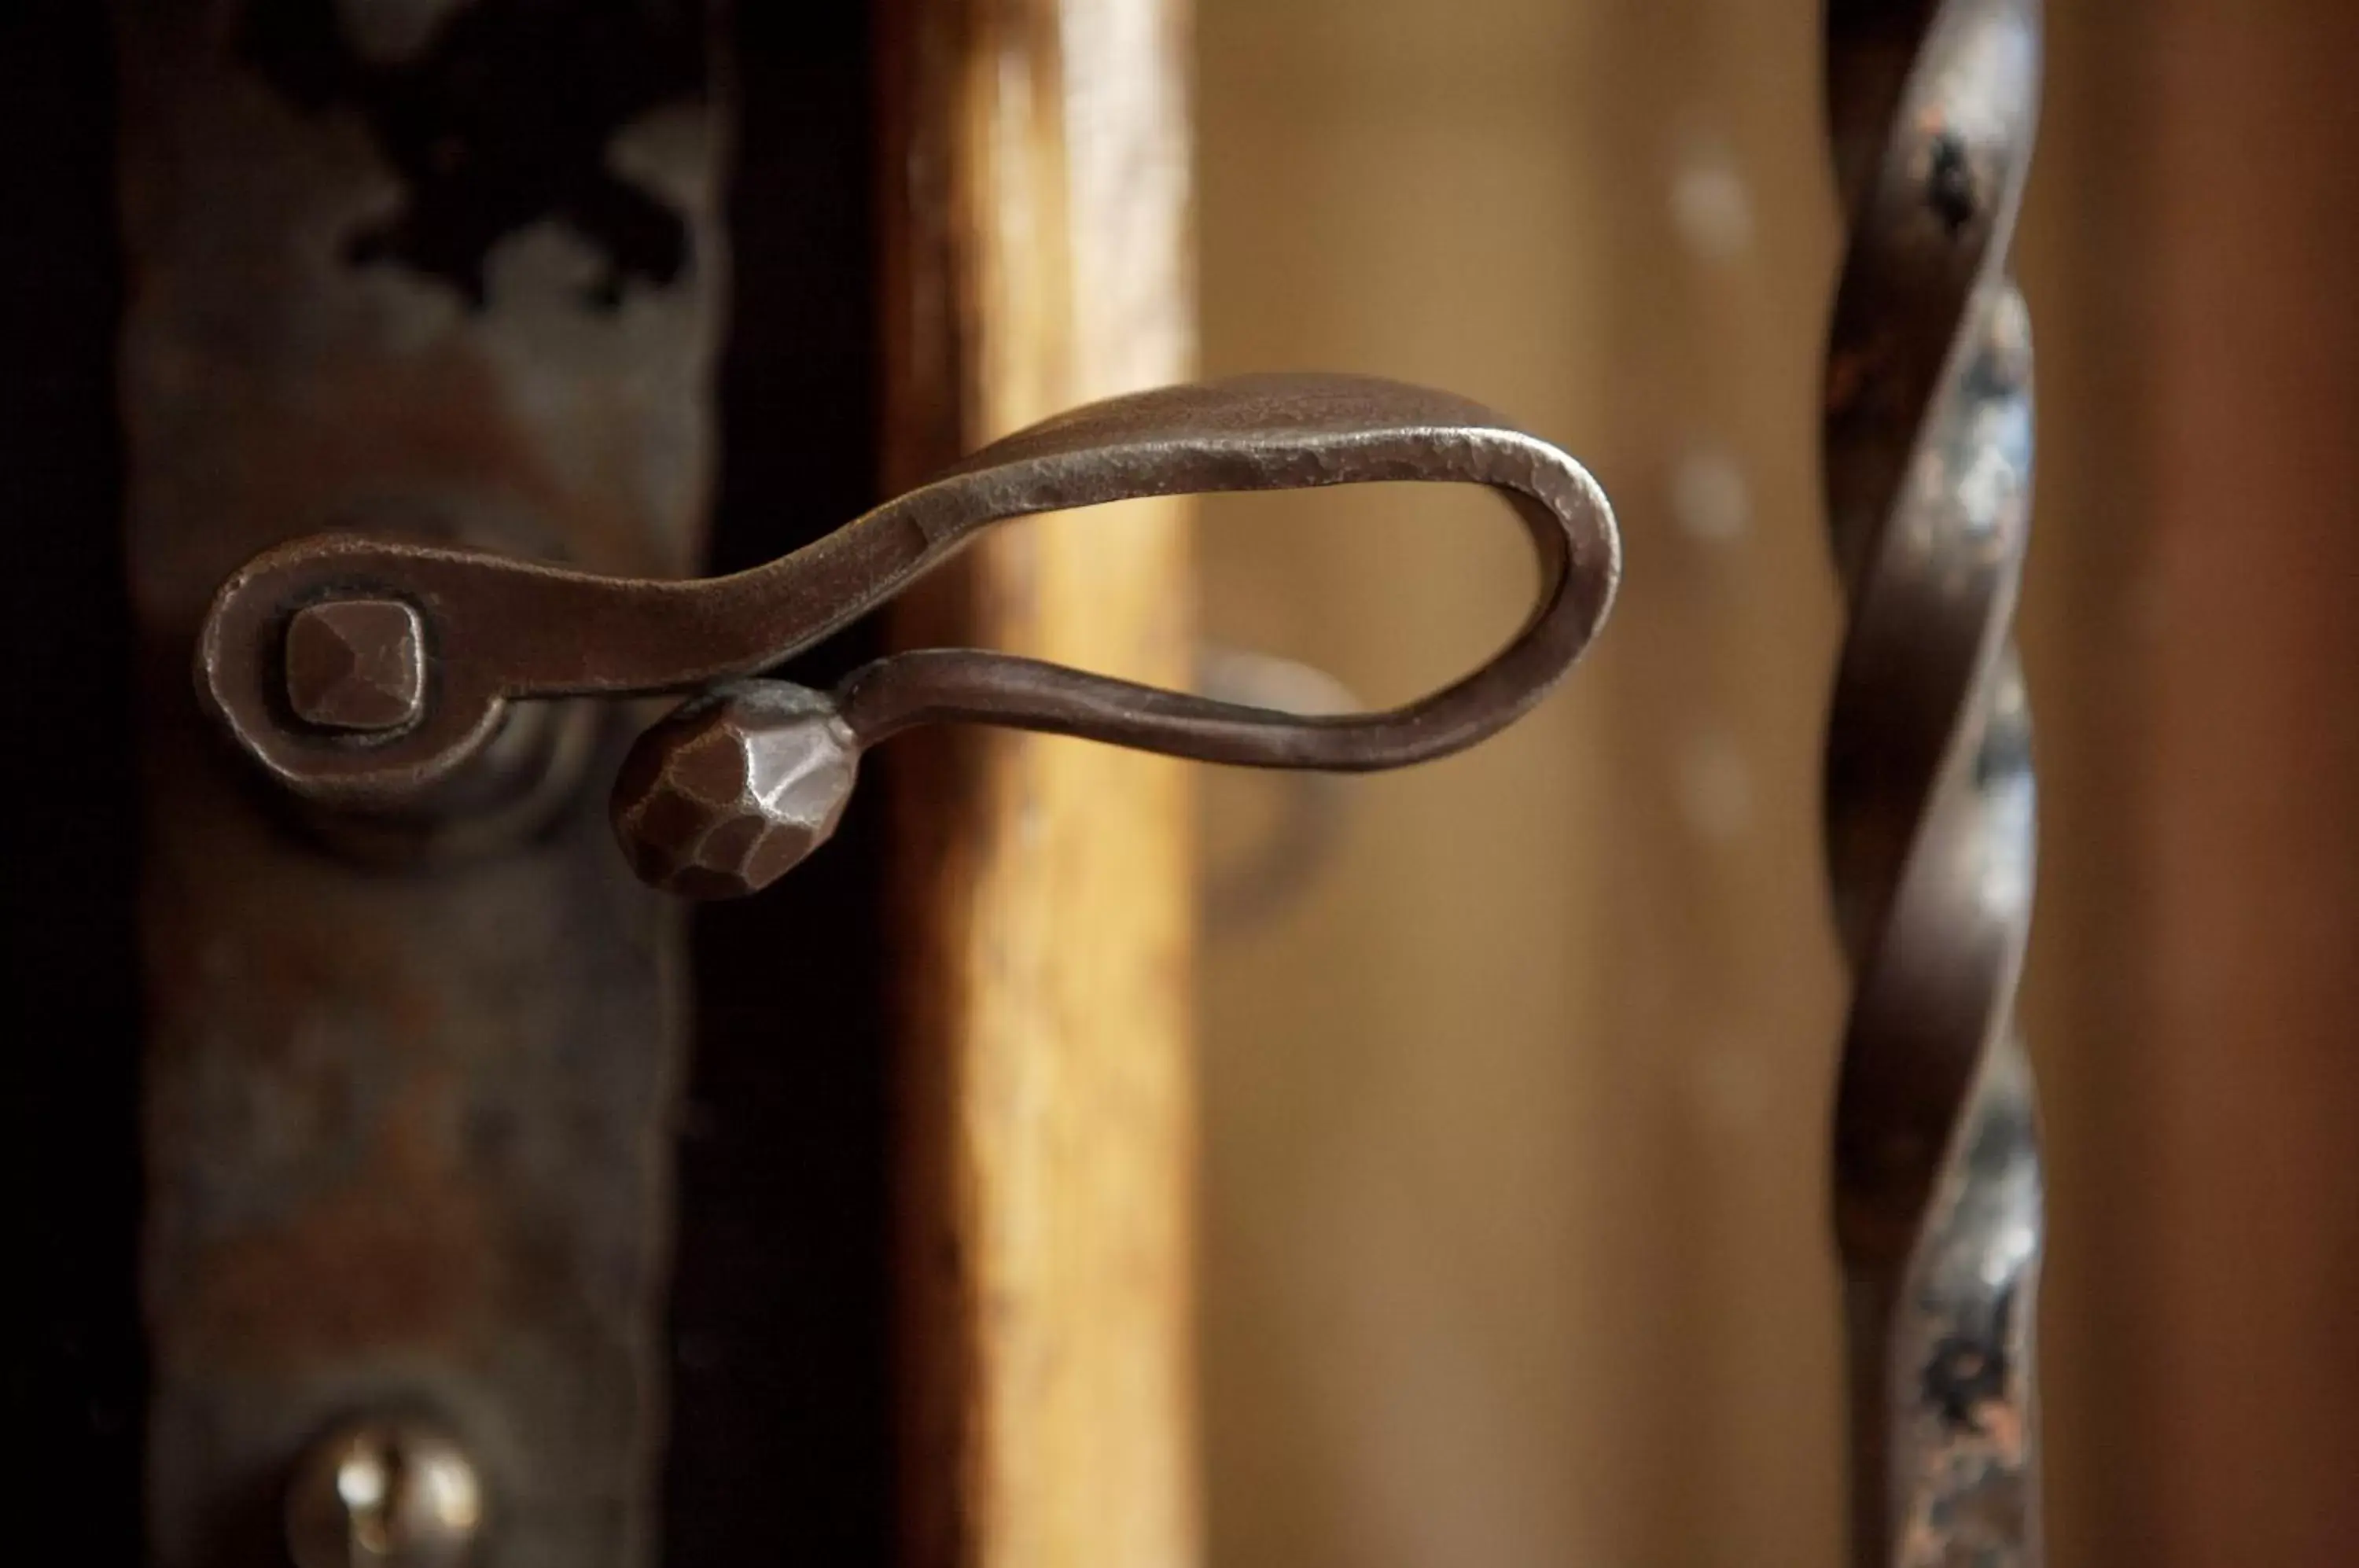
[881,3,1199,1566]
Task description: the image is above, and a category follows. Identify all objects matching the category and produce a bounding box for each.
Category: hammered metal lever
[199,373,1620,896]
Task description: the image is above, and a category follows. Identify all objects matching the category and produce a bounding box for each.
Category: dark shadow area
[241,0,707,308]
[661,4,894,1563]
[0,1,146,1558]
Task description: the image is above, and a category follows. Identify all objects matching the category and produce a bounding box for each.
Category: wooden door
[6,3,1198,1565]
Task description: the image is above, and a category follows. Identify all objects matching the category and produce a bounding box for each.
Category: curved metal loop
[197,373,1621,810]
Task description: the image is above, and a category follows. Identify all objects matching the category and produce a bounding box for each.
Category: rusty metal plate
[113,2,723,1562]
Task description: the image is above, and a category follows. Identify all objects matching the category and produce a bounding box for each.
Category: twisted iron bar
[1821,2,2044,1562]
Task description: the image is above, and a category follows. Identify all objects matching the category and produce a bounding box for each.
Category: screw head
[285,598,427,732]
[285,1419,484,1568]
[611,680,860,899]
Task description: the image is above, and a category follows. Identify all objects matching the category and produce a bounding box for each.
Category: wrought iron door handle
[198,372,1620,896]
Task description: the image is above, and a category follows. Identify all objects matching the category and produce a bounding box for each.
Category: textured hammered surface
[611,682,859,898]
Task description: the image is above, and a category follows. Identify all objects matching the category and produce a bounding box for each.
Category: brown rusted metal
[1820,2,2045,1563]
[197,374,1623,899]
[116,2,723,1564]
[610,680,862,898]
[285,599,429,733]
[284,1417,486,1568]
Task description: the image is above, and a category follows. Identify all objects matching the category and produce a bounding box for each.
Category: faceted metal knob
[284,598,427,732]
[609,680,860,899]
[285,1419,484,1568]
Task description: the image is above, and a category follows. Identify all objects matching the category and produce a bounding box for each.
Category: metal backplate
[114,2,723,1562]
